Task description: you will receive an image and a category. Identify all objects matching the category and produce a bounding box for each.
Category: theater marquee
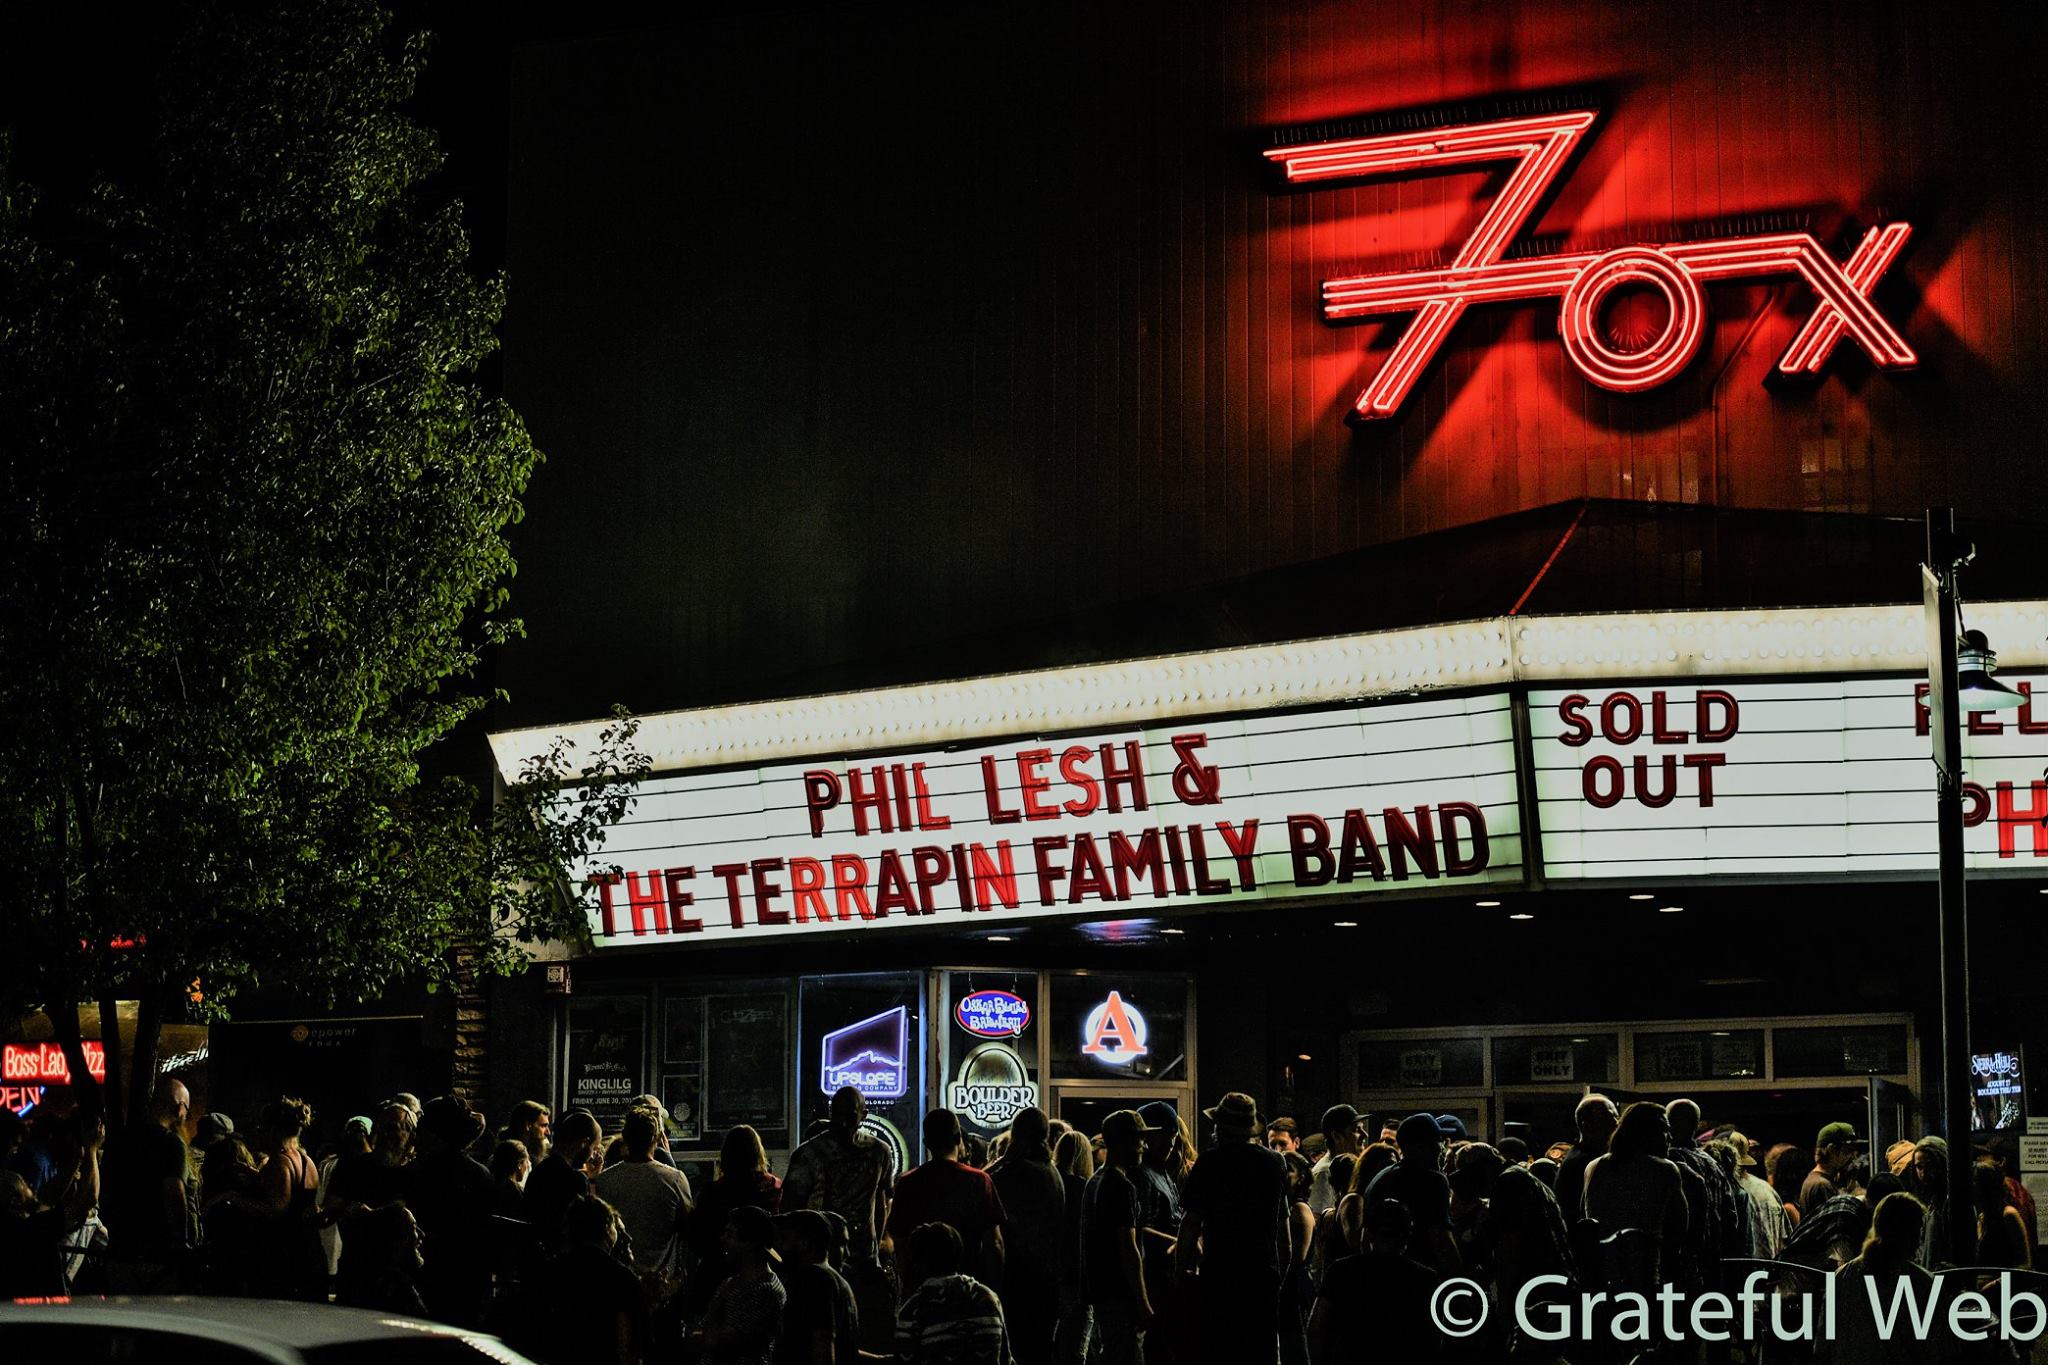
[1531,679,2048,879]
[563,693,1524,945]
[495,603,2048,948]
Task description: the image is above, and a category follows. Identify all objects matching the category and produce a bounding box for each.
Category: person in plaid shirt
[695,1205,789,1365]
[893,1221,1013,1365]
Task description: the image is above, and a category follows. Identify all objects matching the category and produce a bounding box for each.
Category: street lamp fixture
[1955,629,2025,710]
[1919,506,2023,1266]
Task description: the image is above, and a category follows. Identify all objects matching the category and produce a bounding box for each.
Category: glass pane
[943,969,1043,1145]
[1059,1092,1181,1141]
[1049,972,1188,1082]
[1354,1037,1484,1090]
[798,972,927,1174]
[658,976,794,1150]
[564,994,648,1129]
[1492,1034,1618,1086]
[1971,1049,2026,1132]
[1774,1025,1909,1078]
[1635,1029,1764,1082]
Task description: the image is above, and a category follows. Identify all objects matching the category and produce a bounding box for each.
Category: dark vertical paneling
[501,0,2048,721]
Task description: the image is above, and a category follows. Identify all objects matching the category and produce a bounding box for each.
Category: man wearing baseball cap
[1177,1093,1289,1363]
[1308,1103,1364,1213]
[1803,1122,1863,1218]
[1722,1131,1791,1258]
[1362,1113,1461,1275]
[1079,1110,1154,1365]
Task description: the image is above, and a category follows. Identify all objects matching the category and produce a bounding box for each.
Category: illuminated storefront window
[797,972,925,1173]
[942,970,1041,1144]
[1049,972,1187,1083]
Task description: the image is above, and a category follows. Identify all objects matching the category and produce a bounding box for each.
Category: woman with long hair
[1278,1151,1317,1365]
[1164,1113,1197,1189]
[1349,1141,1398,1197]
[198,1136,262,1295]
[1310,1153,1360,1283]
[1581,1102,1687,1287]
[1975,1157,2032,1269]
[1767,1143,1810,1229]
[683,1124,782,1317]
[490,1139,531,1219]
[1052,1130,1094,1365]
[1910,1137,1952,1266]
[1833,1193,1943,1362]
[249,1097,327,1301]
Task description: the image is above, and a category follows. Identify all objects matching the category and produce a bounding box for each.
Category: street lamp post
[1920,506,2023,1266]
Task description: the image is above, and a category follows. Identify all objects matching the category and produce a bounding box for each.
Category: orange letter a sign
[1081,991,1149,1060]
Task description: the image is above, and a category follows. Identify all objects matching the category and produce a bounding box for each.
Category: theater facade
[482,0,2048,1176]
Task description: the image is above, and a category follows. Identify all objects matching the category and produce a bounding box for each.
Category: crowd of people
[2,1078,2043,1363]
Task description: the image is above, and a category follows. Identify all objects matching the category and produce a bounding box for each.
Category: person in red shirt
[886,1109,1007,1285]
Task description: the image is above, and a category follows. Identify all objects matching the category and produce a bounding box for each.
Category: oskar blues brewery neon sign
[956,990,1031,1038]
[1265,108,1915,421]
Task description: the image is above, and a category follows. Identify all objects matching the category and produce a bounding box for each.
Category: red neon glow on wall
[1265,111,1916,417]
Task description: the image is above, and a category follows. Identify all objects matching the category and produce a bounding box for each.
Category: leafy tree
[0,0,645,1125]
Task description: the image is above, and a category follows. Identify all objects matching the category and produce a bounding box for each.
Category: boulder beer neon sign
[1265,110,1915,420]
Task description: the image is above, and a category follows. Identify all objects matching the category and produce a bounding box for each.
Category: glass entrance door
[1357,1092,1491,1144]
[1048,1083,1189,1141]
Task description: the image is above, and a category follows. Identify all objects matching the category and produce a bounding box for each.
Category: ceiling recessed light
[1629,893,1655,901]
[1332,920,1359,928]
[1161,927,1185,936]
[1659,905,1684,913]
[1711,1031,1731,1037]
[1476,899,1501,907]
[1510,912,1535,921]
[1296,1052,1313,1062]
[2039,888,2048,895]
[1570,1038,1591,1044]
[988,934,1012,942]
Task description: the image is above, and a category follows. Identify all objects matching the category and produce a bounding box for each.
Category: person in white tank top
[1582,1102,1688,1286]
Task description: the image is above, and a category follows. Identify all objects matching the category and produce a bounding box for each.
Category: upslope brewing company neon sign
[821,1006,909,1100]
[1264,110,1916,420]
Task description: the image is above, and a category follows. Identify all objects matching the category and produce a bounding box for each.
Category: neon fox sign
[1265,110,1916,421]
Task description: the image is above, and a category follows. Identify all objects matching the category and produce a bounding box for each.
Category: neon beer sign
[1080,991,1149,1064]
[821,1006,909,1100]
[956,989,1031,1039]
[1265,110,1915,420]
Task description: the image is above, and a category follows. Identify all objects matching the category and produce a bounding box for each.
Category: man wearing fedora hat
[407,1095,494,1327]
[1175,1093,1288,1364]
